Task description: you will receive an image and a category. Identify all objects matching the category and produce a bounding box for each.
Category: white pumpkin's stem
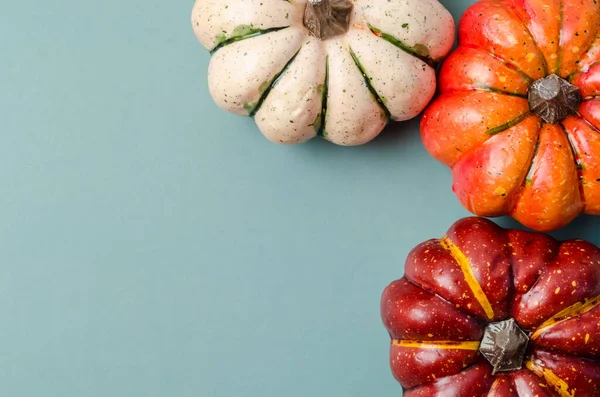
[303,0,353,40]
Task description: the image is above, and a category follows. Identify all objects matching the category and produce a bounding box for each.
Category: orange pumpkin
[421,0,600,232]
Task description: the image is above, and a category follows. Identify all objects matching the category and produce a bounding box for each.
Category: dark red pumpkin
[420,0,600,232]
[381,217,600,396]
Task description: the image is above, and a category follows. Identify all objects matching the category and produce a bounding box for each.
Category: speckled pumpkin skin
[191,0,454,146]
[381,217,600,397]
[420,0,600,231]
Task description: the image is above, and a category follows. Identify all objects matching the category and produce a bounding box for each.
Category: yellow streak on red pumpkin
[526,360,575,397]
[440,237,495,320]
[392,340,480,350]
[532,294,600,340]
[488,377,510,395]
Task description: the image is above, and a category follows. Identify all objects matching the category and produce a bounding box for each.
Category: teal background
[1,0,598,396]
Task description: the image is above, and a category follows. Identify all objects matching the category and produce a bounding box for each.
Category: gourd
[381,217,600,397]
[191,0,454,146]
[421,0,600,231]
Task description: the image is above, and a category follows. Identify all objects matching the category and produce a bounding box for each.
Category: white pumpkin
[191,0,455,146]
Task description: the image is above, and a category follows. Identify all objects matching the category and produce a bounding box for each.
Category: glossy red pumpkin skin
[381,217,600,397]
[421,0,600,232]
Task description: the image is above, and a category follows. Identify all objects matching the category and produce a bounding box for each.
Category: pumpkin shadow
[493,214,600,241]
[289,113,427,161]
[365,116,424,151]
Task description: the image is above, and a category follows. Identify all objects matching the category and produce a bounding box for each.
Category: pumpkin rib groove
[460,43,535,83]
[402,275,489,325]
[579,40,600,75]
[439,46,533,96]
[509,370,558,397]
[570,39,600,80]
[508,124,585,232]
[402,359,493,395]
[348,47,392,122]
[421,91,532,169]
[449,115,542,218]
[559,1,600,77]
[499,0,550,76]
[566,69,580,83]
[487,111,532,136]
[209,26,291,54]
[562,122,587,207]
[439,236,496,320]
[531,293,600,340]
[529,345,600,362]
[392,340,481,351]
[567,59,600,83]
[528,349,600,396]
[487,374,517,397]
[505,121,543,215]
[316,56,329,137]
[525,357,576,397]
[530,347,600,364]
[472,86,528,98]
[482,381,495,396]
[248,47,302,118]
[504,241,518,314]
[577,111,600,135]
[515,244,546,302]
[366,24,436,68]
[508,196,554,282]
[556,0,565,77]
[563,115,600,214]
[506,125,541,213]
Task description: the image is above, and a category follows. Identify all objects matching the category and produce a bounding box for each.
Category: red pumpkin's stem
[479,319,530,375]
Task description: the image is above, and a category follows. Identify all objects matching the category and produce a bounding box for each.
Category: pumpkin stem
[479,319,529,375]
[304,0,353,40]
[528,74,581,124]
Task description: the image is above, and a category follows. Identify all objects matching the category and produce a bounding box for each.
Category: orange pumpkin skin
[421,0,600,231]
[381,217,600,396]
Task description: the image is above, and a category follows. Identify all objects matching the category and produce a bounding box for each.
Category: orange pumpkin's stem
[528,74,581,124]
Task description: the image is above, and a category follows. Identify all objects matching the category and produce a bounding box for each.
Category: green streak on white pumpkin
[210,25,290,54]
[248,48,302,117]
[367,24,437,67]
[309,113,323,134]
[308,83,326,133]
[316,57,329,137]
[349,47,391,123]
[243,102,257,114]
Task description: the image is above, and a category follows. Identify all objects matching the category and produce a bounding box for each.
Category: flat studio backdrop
[1,1,598,396]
